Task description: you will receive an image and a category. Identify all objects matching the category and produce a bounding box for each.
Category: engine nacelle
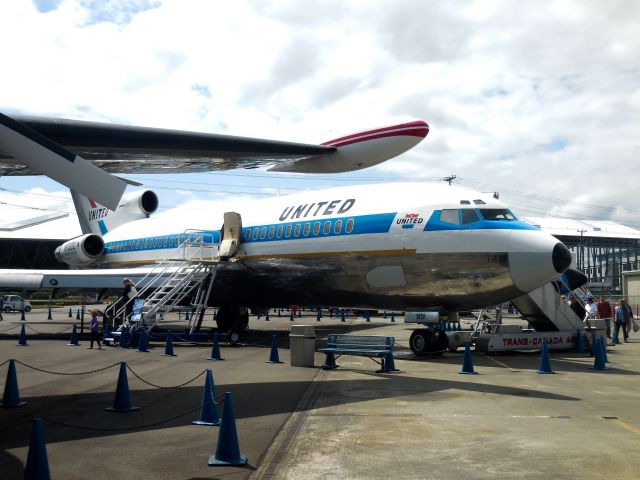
[105,190,159,230]
[54,234,105,266]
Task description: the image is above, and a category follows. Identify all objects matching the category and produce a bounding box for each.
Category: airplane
[0,112,572,354]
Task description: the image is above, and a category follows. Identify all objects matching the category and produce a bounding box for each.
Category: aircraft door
[219,212,242,260]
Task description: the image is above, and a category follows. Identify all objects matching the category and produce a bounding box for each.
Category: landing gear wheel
[215,306,249,343]
[409,329,449,356]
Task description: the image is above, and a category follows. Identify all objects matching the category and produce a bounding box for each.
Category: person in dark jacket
[569,297,586,320]
[121,278,138,322]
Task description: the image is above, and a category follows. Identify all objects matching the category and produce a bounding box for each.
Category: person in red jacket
[596,296,613,339]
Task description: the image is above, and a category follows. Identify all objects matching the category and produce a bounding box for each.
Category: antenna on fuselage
[442,174,457,186]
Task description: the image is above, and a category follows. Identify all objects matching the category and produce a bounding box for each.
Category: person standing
[596,296,613,338]
[614,298,633,343]
[87,310,102,350]
[584,297,597,322]
[569,297,586,320]
[121,278,138,323]
[0,296,3,321]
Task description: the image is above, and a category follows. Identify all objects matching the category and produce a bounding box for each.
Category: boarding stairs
[107,213,242,335]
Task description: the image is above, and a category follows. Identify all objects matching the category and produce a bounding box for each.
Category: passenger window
[277,225,283,238]
[439,209,460,225]
[313,222,320,235]
[303,223,311,236]
[244,229,250,241]
[268,226,275,239]
[252,228,259,240]
[163,237,168,247]
[260,227,267,239]
[460,209,480,225]
[323,221,331,234]
[285,225,292,237]
[294,224,301,237]
[346,219,354,233]
[334,219,342,234]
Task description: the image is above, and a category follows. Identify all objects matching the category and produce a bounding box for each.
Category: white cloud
[0,0,638,229]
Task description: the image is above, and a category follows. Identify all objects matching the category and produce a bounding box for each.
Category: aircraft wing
[0,268,175,290]
[0,114,335,175]
[0,114,428,175]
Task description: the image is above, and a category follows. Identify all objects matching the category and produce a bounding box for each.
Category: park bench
[318,334,398,373]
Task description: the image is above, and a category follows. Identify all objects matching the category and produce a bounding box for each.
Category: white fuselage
[95,183,570,311]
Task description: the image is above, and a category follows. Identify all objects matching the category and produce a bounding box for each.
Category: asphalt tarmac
[1,308,639,479]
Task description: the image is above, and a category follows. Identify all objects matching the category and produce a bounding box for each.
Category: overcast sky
[1,0,639,233]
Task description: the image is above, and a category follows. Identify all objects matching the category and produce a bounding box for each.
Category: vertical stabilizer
[71,190,109,235]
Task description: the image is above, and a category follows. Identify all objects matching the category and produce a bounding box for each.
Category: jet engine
[54,234,105,266]
[104,189,159,230]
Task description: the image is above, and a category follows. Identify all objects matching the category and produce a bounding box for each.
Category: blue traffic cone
[322,351,337,370]
[208,392,247,466]
[24,418,50,480]
[536,341,554,374]
[316,309,321,321]
[76,309,80,320]
[590,333,597,357]
[575,330,584,353]
[21,309,26,321]
[592,339,606,370]
[193,369,220,426]
[17,323,27,346]
[341,309,346,322]
[162,331,176,357]
[68,307,72,318]
[209,333,223,361]
[265,311,270,322]
[459,342,477,374]
[612,327,620,345]
[365,311,370,322]
[391,312,396,323]
[277,309,281,317]
[105,362,139,412]
[381,351,399,373]
[68,324,80,346]
[47,308,53,320]
[298,308,302,318]
[118,328,130,349]
[289,310,294,322]
[137,329,149,353]
[1,359,27,407]
[267,335,282,364]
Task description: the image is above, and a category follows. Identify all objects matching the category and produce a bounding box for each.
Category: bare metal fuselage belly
[210,252,520,310]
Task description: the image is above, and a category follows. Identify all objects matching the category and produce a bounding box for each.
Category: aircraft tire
[215,306,249,332]
[409,329,449,356]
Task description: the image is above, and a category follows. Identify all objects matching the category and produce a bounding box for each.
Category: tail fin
[71,189,159,235]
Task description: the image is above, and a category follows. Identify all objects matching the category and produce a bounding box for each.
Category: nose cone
[508,235,573,293]
[552,242,572,273]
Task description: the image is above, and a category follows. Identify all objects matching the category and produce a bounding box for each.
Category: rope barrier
[25,324,73,335]
[13,360,121,376]
[125,365,207,389]
[0,324,19,333]
[0,359,10,368]
[40,393,225,433]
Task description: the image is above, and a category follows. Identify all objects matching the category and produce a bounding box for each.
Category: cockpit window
[460,200,471,205]
[473,199,486,205]
[439,209,459,225]
[460,209,481,225]
[479,209,517,221]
